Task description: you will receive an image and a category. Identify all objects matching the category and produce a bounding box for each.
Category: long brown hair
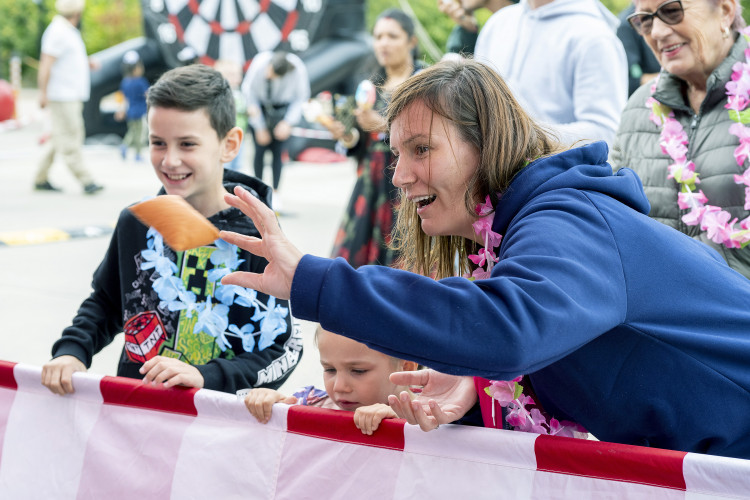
[386,58,566,279]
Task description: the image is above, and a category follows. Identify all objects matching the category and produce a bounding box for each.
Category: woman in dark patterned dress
[326,9,425,267]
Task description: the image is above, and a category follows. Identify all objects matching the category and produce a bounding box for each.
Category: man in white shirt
[34,0,102,194]
[474,0,627,147]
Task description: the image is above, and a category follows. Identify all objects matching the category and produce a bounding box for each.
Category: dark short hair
[270,51,294,77]
[146,64,235,138]
[377,8,415,38]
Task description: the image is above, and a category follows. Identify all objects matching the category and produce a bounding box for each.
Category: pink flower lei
[646,27,750,249]
[465,196,587,438]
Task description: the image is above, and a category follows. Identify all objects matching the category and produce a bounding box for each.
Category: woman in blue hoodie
[220,59,750,459]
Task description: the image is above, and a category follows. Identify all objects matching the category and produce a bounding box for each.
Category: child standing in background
[117,50,149,162]
[214,59,248,172]
[244,325,418,435]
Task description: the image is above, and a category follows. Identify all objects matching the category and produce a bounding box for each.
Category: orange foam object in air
[129,195,220,251]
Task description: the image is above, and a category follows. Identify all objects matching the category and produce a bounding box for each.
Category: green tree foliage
[0,0,46,81]
[0,0,141,83]
[80,0,143,55]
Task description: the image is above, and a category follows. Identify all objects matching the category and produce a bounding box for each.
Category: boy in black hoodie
[42,64,302,395]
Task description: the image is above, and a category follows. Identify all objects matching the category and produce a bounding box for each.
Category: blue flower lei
[140,227,288,353]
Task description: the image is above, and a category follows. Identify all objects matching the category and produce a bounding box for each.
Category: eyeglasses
[627,0,685,36]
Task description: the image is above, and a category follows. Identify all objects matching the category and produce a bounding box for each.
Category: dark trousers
[251,128,286,190]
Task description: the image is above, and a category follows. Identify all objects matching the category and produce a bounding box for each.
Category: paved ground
[0,89,357,393]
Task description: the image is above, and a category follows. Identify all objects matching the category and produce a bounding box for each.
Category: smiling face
[317,329,405,411]
[390,100,481,242]
[148,106,237,217]
[638,0,735,87]
[373,17,415,71]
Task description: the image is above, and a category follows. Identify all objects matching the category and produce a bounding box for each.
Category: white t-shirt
[41,15,90,102]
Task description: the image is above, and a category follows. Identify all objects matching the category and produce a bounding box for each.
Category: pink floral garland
[646,27,750,248]
[465,196,587,438]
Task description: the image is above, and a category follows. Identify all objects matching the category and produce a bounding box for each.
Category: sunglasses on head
[627,0,685,36]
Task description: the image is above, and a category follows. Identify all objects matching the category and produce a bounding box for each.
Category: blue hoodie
[291,142,750,459]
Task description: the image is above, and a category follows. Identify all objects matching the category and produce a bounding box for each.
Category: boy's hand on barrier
[354,403,398,435]
[139,356,204,389]
[244,388,297,423]
[41,355,86,395]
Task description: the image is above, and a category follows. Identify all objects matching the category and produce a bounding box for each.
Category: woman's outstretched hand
[220,185,304,300]
[388,370,478,431]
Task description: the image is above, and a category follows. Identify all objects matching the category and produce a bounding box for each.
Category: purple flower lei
[646,27,750,249]
[465,196,587,437]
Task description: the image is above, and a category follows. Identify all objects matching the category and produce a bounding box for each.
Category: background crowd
[9,0,750,462]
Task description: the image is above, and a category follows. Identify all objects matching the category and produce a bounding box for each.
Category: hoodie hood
[493,142,650,234]
[212,169,272,236]
[523,0,620,30]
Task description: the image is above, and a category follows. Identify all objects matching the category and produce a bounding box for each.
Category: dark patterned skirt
[331,149,400,268]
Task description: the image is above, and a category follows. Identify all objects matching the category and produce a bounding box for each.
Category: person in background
[214,59,248,172]
[322,8,426,267]
[244,325,418,435]
[220,59,750,459]
[474,0,628,147]
[116,50,149,162]
[438,0,515,56]
[616,2,661,96]
[33,0,103,195]
[611,0,750,278]
[41,64,300,396]
[241,50,310,212]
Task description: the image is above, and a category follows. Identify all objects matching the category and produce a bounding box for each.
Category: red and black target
[143,0,322,70]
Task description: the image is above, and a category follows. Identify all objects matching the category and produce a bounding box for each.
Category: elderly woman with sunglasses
[611,0,750,278]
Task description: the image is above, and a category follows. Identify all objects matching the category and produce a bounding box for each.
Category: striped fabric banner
[0,360,748,499]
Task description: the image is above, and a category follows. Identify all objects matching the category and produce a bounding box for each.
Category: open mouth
[413,194,436,209]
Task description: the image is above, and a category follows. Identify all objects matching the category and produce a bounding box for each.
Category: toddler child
[244,325,417,435]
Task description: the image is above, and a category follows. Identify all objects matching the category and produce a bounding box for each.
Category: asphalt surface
[0,88,356,393]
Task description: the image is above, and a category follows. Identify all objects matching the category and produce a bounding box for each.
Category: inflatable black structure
[84,0,375,155]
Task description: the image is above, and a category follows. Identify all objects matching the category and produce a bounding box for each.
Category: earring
[723,26,731,38]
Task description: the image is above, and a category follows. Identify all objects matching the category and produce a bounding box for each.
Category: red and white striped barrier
[1,360,748,499]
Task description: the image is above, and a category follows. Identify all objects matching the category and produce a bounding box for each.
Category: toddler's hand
[353,403,397,435]
[244,388,297,423]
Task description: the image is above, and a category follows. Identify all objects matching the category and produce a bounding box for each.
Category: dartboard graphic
[143,0,323,70]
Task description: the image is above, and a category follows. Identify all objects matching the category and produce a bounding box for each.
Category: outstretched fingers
[222,185,302,300]
[221,269,264,290]
[388,391,439,432]
[224,186,279,237]
[390,369,430,388]
[219,230,264,258]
